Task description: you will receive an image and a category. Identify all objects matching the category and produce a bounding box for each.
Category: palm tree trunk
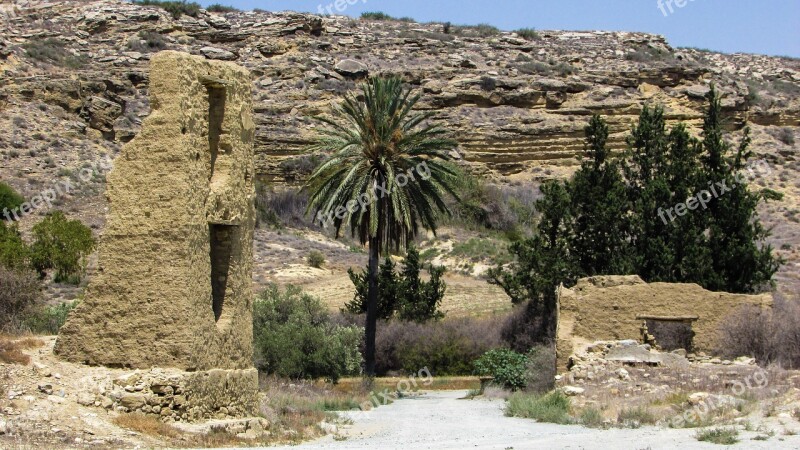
[365,232,379,377]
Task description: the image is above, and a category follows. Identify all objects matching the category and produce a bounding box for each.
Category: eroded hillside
[0,0,798,298]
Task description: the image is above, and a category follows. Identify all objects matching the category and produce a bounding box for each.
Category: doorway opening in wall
[644,318,696,352]
[210,223,237,322]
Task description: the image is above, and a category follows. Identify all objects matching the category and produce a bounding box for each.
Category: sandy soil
[261,390,800,450]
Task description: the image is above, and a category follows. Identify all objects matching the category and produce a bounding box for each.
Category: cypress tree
[569,115,633,276]
[699,87,782,292]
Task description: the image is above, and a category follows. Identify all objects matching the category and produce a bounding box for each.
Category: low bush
[718,294,800,369]
[253,284,362,382]
[279,153,325,178]
[452,24,500,38]
[517,60,574,77]
[131,0,201,19]
[445,174,538,235]
[0,266,42,333]
[206,3,239,13]
[474,348,528,390]
[306,250,325,268]
[22,38,88,68]
[23,301,77,335]
[373,315,505,376]
[255,183,310,229]
[360,12,415,22]
[579,407,605,428]
[515,28,539,40]
[0,181,24,216]
[505,391,572,424]
[127,31,168,53]
[625,46,675,63]
[617,406,657,428]
[695,427,739,445]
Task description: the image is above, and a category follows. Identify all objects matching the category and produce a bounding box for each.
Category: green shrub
[505,391,572,424]
[360,12,415,22]
[0,266,42,333]
[253,284,362,382]
[132,0,201,19]
[617,406,657,428]
[0,221,29,270]
[695,427,739,445]
[515,28,539,40]
[206,3,239,12]
[579,407,605,428]
[127,31,168,53]
[22,38,88,68]
[473,348,528,391]
[625,46,675,63]
[453,24,500,38]
[306,250,325,268]
[0,181,24,217]
[23,301,77,335]
[30,211,96,284]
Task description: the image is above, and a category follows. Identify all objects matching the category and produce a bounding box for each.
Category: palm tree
[305,76,459,376]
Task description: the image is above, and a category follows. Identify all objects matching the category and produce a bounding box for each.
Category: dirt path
[261,390,800,450]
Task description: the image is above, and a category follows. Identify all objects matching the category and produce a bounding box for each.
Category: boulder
[334,59,369,78]
[200,46,237,61]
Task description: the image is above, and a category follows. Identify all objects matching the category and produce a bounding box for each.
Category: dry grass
[0,335,44,365]
[112,413,181,438]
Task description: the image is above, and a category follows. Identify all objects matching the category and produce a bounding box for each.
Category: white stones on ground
[615,368,631,381]
[33,362,51,377]
[38,383,53,395]
[688,392,710,406]
[562,386,585,396]
[77,393,95,406]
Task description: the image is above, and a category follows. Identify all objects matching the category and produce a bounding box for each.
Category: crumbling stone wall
[555,276,773,372]
[103,368,260,422]
[55,51,256,373]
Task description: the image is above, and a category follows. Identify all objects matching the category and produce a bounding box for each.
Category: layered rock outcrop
[1,0,797,182]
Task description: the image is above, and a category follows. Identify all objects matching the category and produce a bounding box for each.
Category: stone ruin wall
[555,276,773,372]
[53,51,258,420]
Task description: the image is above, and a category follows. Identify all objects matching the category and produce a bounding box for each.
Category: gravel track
[257,390,800,450]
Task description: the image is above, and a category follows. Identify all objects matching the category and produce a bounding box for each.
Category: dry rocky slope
[0,0,798,297]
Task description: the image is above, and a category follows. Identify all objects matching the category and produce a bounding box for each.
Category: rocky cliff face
[2,1,798,179]
[1,0,798,296]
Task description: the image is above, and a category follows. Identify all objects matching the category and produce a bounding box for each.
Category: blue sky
[196,0,800,57]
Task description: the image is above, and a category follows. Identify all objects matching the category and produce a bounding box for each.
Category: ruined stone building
[555,276,773,372]
[54,51,258,419]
